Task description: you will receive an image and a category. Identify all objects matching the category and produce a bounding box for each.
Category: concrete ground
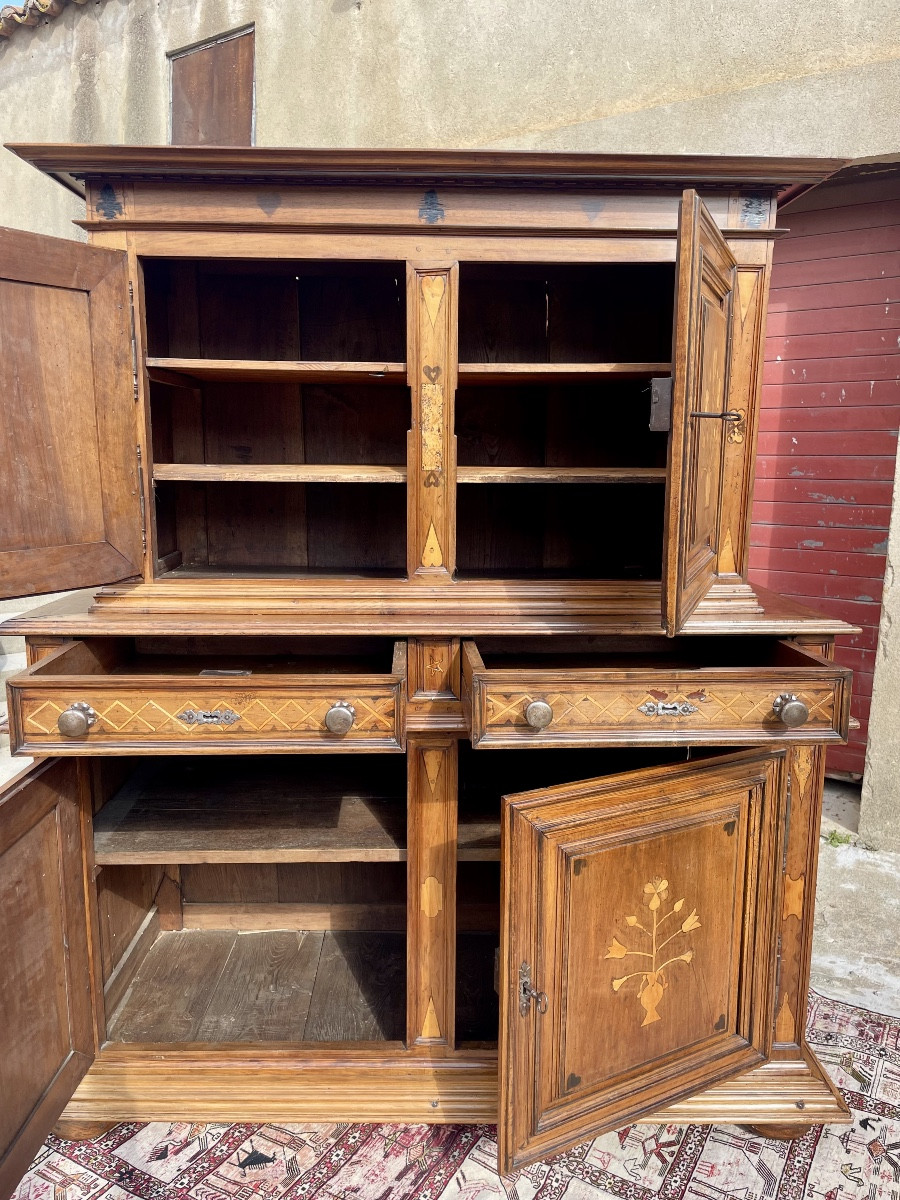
[2,593,898,1018]
[815,779,900,1015]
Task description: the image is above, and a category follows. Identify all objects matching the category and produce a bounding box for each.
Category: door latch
[519,962,548,1017]
[649,376,672,432]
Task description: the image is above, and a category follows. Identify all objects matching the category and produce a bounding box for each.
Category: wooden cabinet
[0,146,854,1190]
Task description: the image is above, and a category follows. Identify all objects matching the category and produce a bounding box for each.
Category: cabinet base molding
[62,1048,849,1130]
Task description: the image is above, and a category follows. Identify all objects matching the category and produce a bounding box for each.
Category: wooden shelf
[457,818,500,861]
[146,358,407,384]
[94,763,407,865]
[457,466,666,484]
[458,362,671,385]
[94,766,498,864]
[153,464,407,484]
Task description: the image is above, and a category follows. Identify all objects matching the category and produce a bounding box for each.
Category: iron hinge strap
[127,279,139,403]
[135,444,147,554]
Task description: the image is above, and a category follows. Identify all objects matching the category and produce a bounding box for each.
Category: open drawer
[461,637,851,748]
[7,637,407,754]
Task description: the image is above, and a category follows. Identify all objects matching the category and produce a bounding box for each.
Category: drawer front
[10,682,405,753]
[462,641,851,748]
[470,678,846,746]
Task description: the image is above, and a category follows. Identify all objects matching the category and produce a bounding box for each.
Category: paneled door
[498,749,786,1172]
[0,227,142,598]
[0,759,95,1200]
[664,190,738,634]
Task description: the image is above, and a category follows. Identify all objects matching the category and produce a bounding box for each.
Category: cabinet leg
[52,1120,118,1142]
[743,1123,817,1141]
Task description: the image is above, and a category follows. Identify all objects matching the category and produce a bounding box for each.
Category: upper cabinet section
[0,227,143,600]
[3,146,847,630]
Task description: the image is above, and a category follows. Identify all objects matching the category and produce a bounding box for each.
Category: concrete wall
[1,0,900,238]
[860,446,900,854]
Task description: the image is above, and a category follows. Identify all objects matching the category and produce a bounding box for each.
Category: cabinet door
[0,228,142,599]
[0,759,95,1200]
[663,191,737,635]
[498,749,784,1174]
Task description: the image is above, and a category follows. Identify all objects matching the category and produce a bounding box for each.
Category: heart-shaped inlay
[423,364,442,383]
[421,275,446,326]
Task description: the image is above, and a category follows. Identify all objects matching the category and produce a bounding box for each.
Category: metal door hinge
[649,376,672,432]
[519,961,548,1017]
[128,280,139,402]
[136,444,147,554]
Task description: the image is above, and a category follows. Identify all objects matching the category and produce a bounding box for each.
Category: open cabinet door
[0,759,95,1200]
[498,749,785,1174]
[663,191,737,635]
[0,227,142,599]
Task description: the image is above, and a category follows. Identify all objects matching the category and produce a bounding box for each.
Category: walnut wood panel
[0,227,142,599]
[408,264,458,579]
[499,749,786,1173]
[8,639,407,754]
[409,638,460,700]
[407,737,457,1050]
[771,744,827,1052]
[717,245,773,579]
[5,580,857,639]
[0,760,94,1200]
[14,143,844,185]
[462,640,851,747]
[87,184,742,235]
[170,28,254,148]
[664,191,738,635]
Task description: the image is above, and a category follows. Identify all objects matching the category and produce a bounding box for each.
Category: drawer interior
[469,635,832,673]
[26,636,404,678]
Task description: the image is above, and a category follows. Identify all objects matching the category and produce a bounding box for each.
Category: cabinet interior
[144,259,409,577]
[93,755,409,1045]
[92,743,730,1050]
[142,256,676,582]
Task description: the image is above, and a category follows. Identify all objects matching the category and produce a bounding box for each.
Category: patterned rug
[15,992,900,1200]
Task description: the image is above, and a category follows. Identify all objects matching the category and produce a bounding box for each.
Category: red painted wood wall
[749,168,900,776]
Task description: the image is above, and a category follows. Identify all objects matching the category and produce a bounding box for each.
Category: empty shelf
[457,466,666,484]
[147,358,407,384]
[458,362,671,384]
[153,464,407,484]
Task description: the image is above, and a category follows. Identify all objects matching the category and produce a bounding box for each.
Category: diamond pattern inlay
[22,689,398,740]
[484,685,836,732]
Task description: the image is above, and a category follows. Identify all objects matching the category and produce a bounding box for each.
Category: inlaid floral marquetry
[605,876,702,1027]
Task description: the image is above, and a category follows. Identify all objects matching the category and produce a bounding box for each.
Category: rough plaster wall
[1,0,900,237]
[860,445,900,854]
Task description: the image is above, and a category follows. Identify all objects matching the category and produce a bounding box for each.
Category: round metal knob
[772,693,810,728]
[324,701,356,735]
[524,700,553,731]
[57,702,97,738]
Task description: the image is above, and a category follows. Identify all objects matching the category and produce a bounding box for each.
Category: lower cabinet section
[0,738,850,1187]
